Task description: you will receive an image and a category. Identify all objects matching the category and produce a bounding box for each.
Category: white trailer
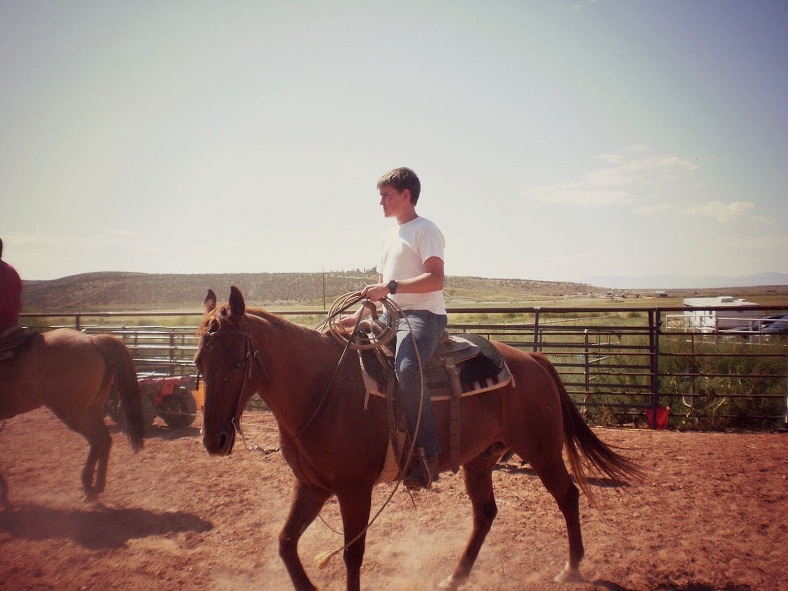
[681,296,760,332]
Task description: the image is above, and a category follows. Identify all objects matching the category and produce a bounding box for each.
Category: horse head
[195,286,261,456]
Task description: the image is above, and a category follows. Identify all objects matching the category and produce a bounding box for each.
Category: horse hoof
[437,574,464,590]
[554,562,584,584]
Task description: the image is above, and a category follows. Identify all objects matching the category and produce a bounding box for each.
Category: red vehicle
[105,375,198,433]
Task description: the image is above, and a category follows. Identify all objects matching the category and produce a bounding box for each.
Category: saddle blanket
[363,363,514,402]
[359,345,515,403]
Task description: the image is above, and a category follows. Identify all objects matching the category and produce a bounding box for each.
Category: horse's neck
[251,314,340,437]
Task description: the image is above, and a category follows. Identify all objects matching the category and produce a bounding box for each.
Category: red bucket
[646,406,670,429]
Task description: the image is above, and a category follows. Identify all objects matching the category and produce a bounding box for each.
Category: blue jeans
[392,310,447,459]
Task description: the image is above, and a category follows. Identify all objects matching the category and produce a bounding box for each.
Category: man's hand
[361,282,390,302]
[338,299,378,330]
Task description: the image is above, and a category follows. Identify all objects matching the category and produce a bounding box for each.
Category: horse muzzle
[202,424,236,457]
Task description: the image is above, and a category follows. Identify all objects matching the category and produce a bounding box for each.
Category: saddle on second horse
[0,326,38,363]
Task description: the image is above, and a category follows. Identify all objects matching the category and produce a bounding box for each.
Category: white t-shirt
[377,216,446,315]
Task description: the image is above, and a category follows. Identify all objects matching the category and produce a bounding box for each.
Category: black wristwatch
[387,280,398,295]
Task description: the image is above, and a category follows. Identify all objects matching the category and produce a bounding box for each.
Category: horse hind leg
[439,454,499,591]
[90,424,113,498]
[81,415,113,502]
[59,409,113,502]
[527,455,585,584]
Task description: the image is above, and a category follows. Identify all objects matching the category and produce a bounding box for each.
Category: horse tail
[92,334,145,452]
[530,352,643,502]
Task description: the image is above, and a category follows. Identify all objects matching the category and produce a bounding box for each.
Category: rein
[202,298,424,463]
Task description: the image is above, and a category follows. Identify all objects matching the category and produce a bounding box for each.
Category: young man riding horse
[341,167,446,490]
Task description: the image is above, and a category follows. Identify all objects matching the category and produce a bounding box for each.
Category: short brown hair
[377,167,421,204]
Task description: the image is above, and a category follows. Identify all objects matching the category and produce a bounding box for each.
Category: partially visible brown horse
[196,287,642,591]
[0,329,144,507]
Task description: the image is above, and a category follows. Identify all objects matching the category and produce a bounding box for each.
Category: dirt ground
[0,408,785,591]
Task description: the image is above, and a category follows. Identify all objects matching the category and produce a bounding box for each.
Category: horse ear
[229,285,246,317]
[204,289,217,313]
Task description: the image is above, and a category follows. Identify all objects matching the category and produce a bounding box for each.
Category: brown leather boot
[403,449,440,490]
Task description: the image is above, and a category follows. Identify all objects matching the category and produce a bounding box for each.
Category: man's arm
[362,257,444,302]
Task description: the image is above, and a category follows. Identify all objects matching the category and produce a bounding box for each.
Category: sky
[1,0,786,287]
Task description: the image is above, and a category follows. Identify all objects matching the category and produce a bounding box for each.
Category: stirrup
[403,449,439,490]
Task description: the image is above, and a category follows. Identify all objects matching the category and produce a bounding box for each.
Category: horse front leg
[439,455,499,591]
[279,481,331,591]
[336,485,373,591]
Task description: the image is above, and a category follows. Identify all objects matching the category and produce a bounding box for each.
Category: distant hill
[21,271,607,312]
[585,272,788,290]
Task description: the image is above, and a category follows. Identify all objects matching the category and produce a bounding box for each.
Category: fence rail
[20,304,788,429]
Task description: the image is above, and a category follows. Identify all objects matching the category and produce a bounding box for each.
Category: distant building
[682,296,760,332]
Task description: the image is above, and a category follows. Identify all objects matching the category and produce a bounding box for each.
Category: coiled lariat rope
[319,290,399,350]
[312,291,427,569]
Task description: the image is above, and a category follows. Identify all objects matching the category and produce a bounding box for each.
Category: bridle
[198,316,268,446]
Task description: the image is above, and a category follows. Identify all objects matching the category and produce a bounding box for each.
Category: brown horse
[0,328,144,507]
[196,287,642,591]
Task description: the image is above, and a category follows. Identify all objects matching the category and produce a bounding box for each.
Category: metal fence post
[648,309,662,428]
[169,333,176,376]
[532,308,540,352]
[582,329,590,417]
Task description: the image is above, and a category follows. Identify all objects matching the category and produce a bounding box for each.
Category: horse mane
[247,307,334,346]
[198,304,334,347]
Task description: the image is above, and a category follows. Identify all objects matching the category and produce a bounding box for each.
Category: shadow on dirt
[590,581,635,591]
[145,425,202,442]
[107,423,201,442]
[654,584,753,591]
[0,503,212,549]
[587,579,754,591]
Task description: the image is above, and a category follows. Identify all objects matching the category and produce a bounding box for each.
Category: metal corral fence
[20,304,788,429]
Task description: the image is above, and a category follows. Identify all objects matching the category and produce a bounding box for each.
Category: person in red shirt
[0,238,23,333]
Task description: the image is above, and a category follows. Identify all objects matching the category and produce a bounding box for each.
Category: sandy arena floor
[1,408,786,591]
